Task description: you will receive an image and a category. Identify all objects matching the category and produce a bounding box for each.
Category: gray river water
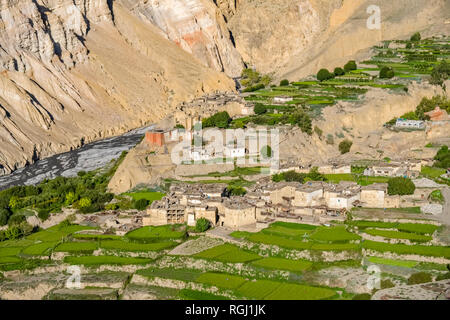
[0,125,153,191]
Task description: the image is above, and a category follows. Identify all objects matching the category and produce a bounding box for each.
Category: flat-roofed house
[395,119,425,129]
[293,182,324,207]
[186,205,218,227]
[360,183,388,208]
[222,199,257,229]
[268,182,297,205]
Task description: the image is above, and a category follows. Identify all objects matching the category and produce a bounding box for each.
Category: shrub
[334,67,345,76]
[387,177,416,195]
[314,126,323,138]
[408,272,432,285]
[381,279,395,289]
[8,214,25,226]
[344,60,357,72]
[283,171,307,183]
[290,110,312,134]
[227,186,247,196]
[105,203,119,211]
[380,66,395,79]
[0,208,11,226]
[352,293,371,300]
[65,192,77,206]
[202,111,232,128]
[410,32,421,42]
[254,104,268,115]
[37,208,50,221]
[78,197,92,209]
[195,218,211,233]
[134,199,149,211]
[317,69,334,81]
[436,272,450,281]
[338,139,353,154]
[280,79,289,86]
[406,42,413,49]
[76,171,86,177]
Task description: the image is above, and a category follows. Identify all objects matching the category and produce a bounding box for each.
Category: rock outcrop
[119,0,244,77]
[0,0,234,175]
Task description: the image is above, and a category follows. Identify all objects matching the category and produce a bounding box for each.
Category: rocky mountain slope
[0,0,234,175]
[226,0,450,79]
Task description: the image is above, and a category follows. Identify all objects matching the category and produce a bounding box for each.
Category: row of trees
[316,60,357,82]
[0,152,128,228]
[272,167,326,183]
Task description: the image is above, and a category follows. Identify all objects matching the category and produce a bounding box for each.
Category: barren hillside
[1,0,449,176]
[0,0,234,175]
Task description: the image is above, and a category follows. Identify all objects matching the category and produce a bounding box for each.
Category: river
[0,125,153,191]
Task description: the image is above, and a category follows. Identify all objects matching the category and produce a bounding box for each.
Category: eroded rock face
[0,0,235,175]
[119,0,244,77]
[225,0,449,78]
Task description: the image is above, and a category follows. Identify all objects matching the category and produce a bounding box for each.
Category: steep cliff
[119,0,244,77]
[226,0,450,79]
[0,0,234,175]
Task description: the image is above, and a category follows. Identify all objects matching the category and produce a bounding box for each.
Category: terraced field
[234,36,450,127]
[0,216,449,300]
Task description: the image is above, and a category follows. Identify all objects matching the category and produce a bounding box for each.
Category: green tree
[202,111,231,128]
[430,61,450,86]
[379,66,395,79]
[227,186,247,196]
[283,171,306,183]
[78,197,92,209]
[195,218,211,232]
[317,68,334,81]
[134,199,149,211]
[254,104,268,115]
[8,196,21,210]
[410,32,421,42]
[338,139,353,154]
[307,167,326,181]
[0,208,11,226]
[387,177,416,195]
[344,60,357,72]
[280,79,289,86]
[434,145,450,168]
[415,95,450,120]
[8,214,25,226]
[65,192,77,206]
[334,67,345,76]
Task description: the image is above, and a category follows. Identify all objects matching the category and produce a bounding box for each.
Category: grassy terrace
[0,217,449,300]
[234,36,449,129]
[231,222,361,252]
